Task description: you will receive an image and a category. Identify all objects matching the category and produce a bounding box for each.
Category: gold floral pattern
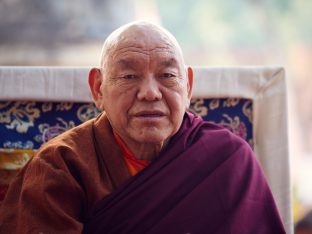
[56,102,74,111]
[0,99,252,149]
[188,98,253,144]
[77,104,101,122]
[223,98,240,107]
[3,140,34,149]
[209,99,220,110]
[189,98,208,116]
[0,101,99,149]
[0,149,35,170]
[220,114,247,141]
[0,101,40,133]
[243,100,253,123]
[42,103,53,112]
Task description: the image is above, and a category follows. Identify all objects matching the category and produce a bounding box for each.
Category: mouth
[133,111,165,118]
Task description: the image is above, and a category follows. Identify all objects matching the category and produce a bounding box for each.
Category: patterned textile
[0,99,252,150]
[0,101,100,150]
[0,98,252,203]
[0,149,36,204]
[189,98,253,147]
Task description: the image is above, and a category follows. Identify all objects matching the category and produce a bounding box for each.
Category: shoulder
[181,112,254,163]
[184,112,249,147]
[193,120,266,189]
[196,118,253,158]
[180,114,256,178]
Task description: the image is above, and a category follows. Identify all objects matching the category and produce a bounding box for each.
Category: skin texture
[89,21,193,160]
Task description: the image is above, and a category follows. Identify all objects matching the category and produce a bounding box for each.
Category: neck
[130,142,166,161]
[112,131,171,161]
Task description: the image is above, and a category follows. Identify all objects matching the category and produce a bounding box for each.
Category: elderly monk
[0,21,285,233]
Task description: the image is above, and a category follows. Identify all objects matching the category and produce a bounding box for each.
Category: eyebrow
[116,57,179,69]
[116,59,140,69]
[159,58,179,67]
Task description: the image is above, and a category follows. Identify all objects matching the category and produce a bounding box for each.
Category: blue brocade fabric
[0,101,100,150]
[0,98,253,150]
[189,98,253,148]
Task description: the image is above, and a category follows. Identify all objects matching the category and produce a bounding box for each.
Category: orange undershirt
[113,132,151,176]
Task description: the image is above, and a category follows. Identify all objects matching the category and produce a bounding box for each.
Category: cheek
[166,88,189,111]
[164,92,188,127]
[103,88,135,114]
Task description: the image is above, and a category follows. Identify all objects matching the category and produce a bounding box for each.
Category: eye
[160,73,175,79]
[122,74,138,80]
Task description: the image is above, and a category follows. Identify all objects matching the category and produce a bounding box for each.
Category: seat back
[0,66,292,233]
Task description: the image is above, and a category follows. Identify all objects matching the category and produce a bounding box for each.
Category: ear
[186,66,193,100]
[89,68,104,110]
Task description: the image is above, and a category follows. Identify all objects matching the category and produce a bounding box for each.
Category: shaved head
[99,21,185,71]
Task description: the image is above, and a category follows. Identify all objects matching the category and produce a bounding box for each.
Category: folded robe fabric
[83,112,285,234]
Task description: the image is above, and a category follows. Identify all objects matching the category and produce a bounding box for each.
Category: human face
[91,26,193,156]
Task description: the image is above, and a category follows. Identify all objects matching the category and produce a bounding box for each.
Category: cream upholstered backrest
[0,66,292,233]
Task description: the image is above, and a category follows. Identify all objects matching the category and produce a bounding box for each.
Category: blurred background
[0,0,311,224]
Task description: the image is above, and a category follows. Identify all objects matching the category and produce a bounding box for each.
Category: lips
[133,110,165,118]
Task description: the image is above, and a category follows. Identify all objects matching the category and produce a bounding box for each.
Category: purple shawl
[83,112,285,234]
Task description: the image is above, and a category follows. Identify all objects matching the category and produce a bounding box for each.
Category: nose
[137,74,162,101]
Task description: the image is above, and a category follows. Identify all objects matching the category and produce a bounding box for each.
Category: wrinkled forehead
[116,26,175,49]
[101,23,184,67]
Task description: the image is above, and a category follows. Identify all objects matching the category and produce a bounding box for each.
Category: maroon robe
[83,112,285,233]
